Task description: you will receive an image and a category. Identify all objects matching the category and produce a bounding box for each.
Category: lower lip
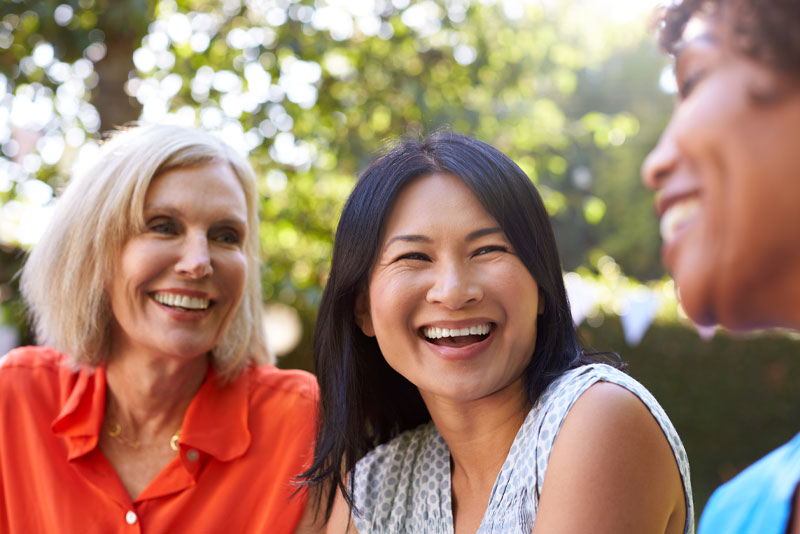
[152,298,213,322]
[422,327,495,361]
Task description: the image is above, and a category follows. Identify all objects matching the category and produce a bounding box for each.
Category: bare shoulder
[292,484,328,534]
[323,485,359,534]
[565,380,657,428]
[533,381,687,534]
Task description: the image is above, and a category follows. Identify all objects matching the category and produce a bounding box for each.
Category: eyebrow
[675,32,717,66]
[144,206,247,227]
[384,227,504,248]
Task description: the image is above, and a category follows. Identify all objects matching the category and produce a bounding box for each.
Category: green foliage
[113,0,673,336]
[0,0,687,354]
[582,317,800,512]
[0,0,677,359]
[4,2,800,520]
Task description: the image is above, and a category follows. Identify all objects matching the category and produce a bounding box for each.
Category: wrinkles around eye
[394,252,431,262]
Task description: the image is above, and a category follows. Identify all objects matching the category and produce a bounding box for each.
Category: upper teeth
[660,199,700,242]
[423,324,490,339]
[154,292,210,310]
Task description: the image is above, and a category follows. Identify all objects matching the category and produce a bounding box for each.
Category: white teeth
[422,324,490,339]
[153,292,209,310]
[660,199,700,242]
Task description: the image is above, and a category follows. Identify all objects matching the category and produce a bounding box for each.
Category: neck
[422,379,529,488]
[104,350,209,441]
[717,271,800,331]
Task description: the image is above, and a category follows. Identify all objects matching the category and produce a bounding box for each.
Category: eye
[678,69,705,100]
[148,218,178,235]
[395,252,431,262]
[213,228,242,245]
[473,245,508,257]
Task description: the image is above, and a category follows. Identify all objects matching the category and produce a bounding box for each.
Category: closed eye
[395,252,431,262]
[473,245,509,257]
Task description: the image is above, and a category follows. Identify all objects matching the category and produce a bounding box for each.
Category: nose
[641,120,679,191]
[425,261,482,309]
[175,231,213,279]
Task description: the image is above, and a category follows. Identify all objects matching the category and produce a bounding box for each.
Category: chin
[675,276,715,327]
[688,291,780,333]
[161,342,214,362]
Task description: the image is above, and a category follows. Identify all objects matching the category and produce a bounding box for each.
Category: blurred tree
[1,0,670,368]
[1,0,153,345]
[1,0,151,132]
[7,2,800,517]
[119,0,669,367]
[556,40,673,280]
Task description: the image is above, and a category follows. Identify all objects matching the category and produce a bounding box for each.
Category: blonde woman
[0,125,320,533]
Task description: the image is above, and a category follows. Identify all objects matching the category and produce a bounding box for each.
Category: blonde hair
[21,124,271,380]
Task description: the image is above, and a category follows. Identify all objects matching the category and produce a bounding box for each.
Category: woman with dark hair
[304,132,693,533]
[643,1,800,532]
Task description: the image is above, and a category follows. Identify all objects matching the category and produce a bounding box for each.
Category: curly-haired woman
[643,1,800,532]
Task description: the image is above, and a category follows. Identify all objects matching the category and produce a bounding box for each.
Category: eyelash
[149,220,177,235]
[396,252,431,262]
[147,220,241,245]
[473,245,508,256]
[394,245,508,263]
[214,230,241,244]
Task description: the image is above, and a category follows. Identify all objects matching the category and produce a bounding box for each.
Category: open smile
[660,198,700,244]
[151,291,214,312]
[420,323,494,347]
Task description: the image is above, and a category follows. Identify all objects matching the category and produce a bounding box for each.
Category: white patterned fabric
[352,363,695,534]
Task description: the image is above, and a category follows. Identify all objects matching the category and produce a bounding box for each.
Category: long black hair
[300,131,603,517]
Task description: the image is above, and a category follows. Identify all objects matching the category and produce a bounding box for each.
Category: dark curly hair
[659,0,800,75]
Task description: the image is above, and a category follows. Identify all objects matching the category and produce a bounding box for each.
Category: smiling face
[357,172,542,406]
[108,162,248,363]
[642,15,800,330]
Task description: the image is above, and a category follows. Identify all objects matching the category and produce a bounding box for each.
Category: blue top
[699,431,800,534]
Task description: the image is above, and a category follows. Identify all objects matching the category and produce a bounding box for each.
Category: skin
[358,172,542,408]
[103,162,248,498]
[641,16,800,330]
[327,172,685,533]
[642,13,800,534]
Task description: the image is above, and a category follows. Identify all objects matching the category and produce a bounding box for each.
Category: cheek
[366,275,425,352]
[120,238,173,280]
[491,263,539,309]
[113,243,153,296]
[222,253,248,300]
[496,267,541,343]
[368,282,402,334]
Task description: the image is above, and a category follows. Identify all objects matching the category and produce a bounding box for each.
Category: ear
[537,290,545,315]
[354,290,375,337]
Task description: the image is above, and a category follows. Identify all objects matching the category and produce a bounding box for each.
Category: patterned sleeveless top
[352,363,695,534]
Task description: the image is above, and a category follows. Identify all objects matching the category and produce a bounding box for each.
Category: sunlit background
[1,0,676,351]
[3,0,798,512]
[1,0,665,246]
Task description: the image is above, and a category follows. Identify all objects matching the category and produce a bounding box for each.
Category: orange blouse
[0,346,318,533]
